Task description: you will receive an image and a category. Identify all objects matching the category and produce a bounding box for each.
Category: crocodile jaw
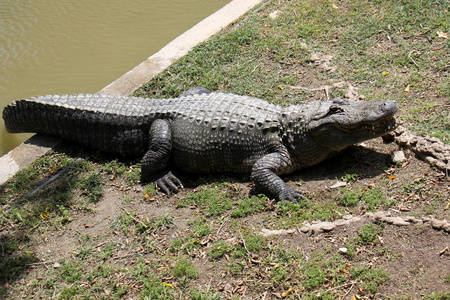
[309,99,398,150]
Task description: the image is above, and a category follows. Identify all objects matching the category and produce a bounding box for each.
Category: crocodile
[2,89,397,202]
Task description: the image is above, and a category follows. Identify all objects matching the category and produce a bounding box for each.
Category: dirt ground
[1,133,448,299]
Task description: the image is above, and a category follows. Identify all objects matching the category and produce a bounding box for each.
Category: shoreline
[0,0,263,185]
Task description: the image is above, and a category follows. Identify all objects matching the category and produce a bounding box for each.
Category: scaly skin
[2,89,397,202]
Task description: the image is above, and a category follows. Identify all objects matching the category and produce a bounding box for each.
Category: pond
[0,0,230,156]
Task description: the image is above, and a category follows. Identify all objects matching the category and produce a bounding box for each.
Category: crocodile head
[307,98,397,150]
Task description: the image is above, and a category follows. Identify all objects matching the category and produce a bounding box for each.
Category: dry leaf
[388,175,397,180]
[436,30,449,38]
[281,287,295,297]
[404,84,410,92]
[330,181,348,189]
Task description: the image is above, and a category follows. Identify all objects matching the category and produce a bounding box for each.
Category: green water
[0,0,230,156]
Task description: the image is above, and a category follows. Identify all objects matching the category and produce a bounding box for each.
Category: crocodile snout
[380,100,397,115]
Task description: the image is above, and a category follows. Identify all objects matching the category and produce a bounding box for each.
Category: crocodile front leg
[251,151,304,203]
[141,119,183,195]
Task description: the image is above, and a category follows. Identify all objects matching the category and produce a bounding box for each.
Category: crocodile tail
[3,100,56,134]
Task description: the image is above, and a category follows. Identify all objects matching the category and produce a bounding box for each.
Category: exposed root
[260,211,450,236]
[386,125,450,173]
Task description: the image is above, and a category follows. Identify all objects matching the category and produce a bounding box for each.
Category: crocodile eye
[329,106,343,114]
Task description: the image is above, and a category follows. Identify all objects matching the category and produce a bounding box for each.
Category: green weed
[360,223,380,244]
[172,257,198,279]
[208,240,232,259]
[230,194,268,218]
[177,184,233,216]
[351,266,390,294]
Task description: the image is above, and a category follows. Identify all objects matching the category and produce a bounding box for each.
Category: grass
[1,0,449,298]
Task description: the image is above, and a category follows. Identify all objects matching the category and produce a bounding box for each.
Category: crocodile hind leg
[141,119,183,195]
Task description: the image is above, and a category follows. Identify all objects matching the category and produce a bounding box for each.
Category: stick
[121,206,148,229]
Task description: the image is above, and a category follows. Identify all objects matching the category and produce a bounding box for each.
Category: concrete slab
[0,135,60,184]
[0,0,263,185]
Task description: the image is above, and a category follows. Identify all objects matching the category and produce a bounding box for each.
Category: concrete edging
[0,0,263,185]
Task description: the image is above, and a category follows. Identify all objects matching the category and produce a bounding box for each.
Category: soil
[2,132,448,299]
[1,36,449,300]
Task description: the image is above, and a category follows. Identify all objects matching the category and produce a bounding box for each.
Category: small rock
[443,223,450,233]
[330,181,347,189]
[391,150,407,164]
[269,10,281,19]
[338,247,348,254]
[53,262,61,269]
[319,222,336,232]
[430,218,446,230]
[300,226,310,233]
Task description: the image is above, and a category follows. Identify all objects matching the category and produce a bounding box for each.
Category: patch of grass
[188,218,211,238]
[103,159,127,176]
[242,234,266,253]
[342,173,359,183]
[231,194,269,218]
[300,253,347,292]
[98,242,116,260]
[351,266,390,294]
[0,255,38,284]
[190,289,221,300]
[360,223,380,244]
[144,183,157,197]
[271,265,288,283]
[134,213,175,234]
[208,240,232,260]
[78,172,103,203]
[228,261,245,275]
[58,259,84,283]
[424,292,450,300]
[177,184,234,216]
[363,187,392,211]
[172,257,198,279]
[169,236,201,254]
[444,273,450,284]
[337,188,361,207]
[124,165,141,183]
[337,187,394,211]
[277,199,345,228]
[140,274,174,300]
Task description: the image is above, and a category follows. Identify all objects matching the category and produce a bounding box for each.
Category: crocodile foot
[251,184,306,203]
[278,188,307,203]
[154,171,184,196]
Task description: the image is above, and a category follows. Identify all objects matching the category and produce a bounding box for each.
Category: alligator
[2,88,397,202]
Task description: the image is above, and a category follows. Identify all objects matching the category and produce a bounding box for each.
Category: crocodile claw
[155,171,184,196]
[278,188,307,204]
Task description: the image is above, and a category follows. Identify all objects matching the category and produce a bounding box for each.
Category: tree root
[260,211,450,236]
[385,125,450,173]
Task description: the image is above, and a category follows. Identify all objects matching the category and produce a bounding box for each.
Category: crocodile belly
[170,119,270,174]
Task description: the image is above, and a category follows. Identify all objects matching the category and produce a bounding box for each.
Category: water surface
[0,0,230,156]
